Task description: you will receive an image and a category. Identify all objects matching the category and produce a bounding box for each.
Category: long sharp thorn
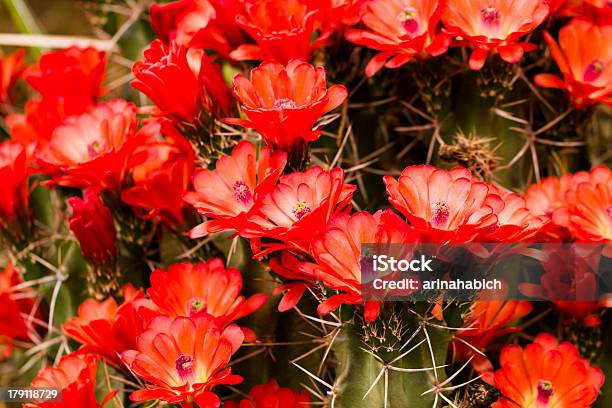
[391,338,426,363]
[423,326,439,382]
[439,392,459,408]
[384,368,389,408]
[362,367,385,400]
[452,336,486,357]
[318,328,341,375]
[439,374,483,392]
[399,325,422,351]
[388,364,448,373]
[299,382,325,400]
[438,356,474,387]
[291,362,333,390]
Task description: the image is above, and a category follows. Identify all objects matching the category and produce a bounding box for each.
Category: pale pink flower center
[188,297,206,316]
[292,201,311,220]
[175,354,195,382]
[583,60,604,83]
[399,8,419,35]
[431,201,450,226]
[87,141,102,159]
[481,6,500,25]
[273,98,297,110]
[233,181,253,206]
[537,379,553,405]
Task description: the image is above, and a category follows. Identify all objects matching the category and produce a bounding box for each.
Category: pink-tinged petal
[469,48,489,70]
[427,32,452,57]
[534,74,567,89]
[499,44,524,63]
[223,117,253,128]
[322,85,348,113]
[277,283,308,312]
[317,294,358,316]
[364,301,381,322]
[188,221,211,238]
[237,293,267,319]
[384,53,415,69]
[229,44,265,61]
[365,51,396,77]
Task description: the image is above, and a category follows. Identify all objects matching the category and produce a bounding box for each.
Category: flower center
[537,380,553,405]
[431,201,450,226]
[233,180,253,207]
[292,201,311,220]
[87,141,102,159]
[273,98,297,110]
[584,60,604,82]
[175,354,195,382]
[481,6,500,25]
[399,7,419,35]
[188,297,206,316]
[606,205,612,220]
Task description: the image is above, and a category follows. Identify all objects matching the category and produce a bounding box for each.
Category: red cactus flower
[453,299,532,382]
[301,210,419,322]
[121,315,244,406]
[150,0,246,55]
[492,333,604,408]
[0,141,30,233]
[6,96,86,148]
[535,18,612,108]
[141,260,267,330]
[63,285,146,368]
[25,46,106,104]
[525,174,577,218]
[482,192,548,242]
[123,158,192,227]
[7,48,105,148]
[8,47,106,147]
[0,48,26,106]
[553,166,611,242]
[230,0,332,63]
[37,99,140,191]
[525,167,610,240]
[184,140,286,237]
[68,188,117,267]
[442,0,550,70]
[24,354,115,408]
[0,263,37,353]
[132,40,232,123]
[122,127,195,227]
[242,166,356,255]
[519,245,611,327]
[224,379,310,408]
[345,0,451,76]
[227,59,347,153]
[383,165,501,242]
